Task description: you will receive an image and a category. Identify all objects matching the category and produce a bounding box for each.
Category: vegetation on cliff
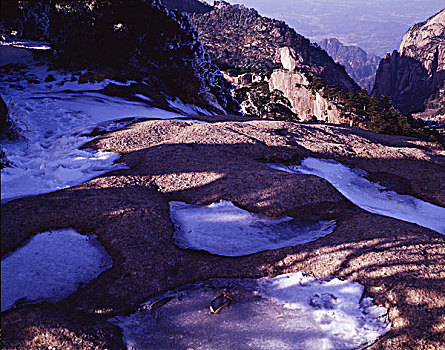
[0,0,239,113]
[186,1,359,92]
[308,76,445,145]
[234,80,299,121]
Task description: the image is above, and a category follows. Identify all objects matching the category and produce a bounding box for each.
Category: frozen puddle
[115,273,390,350]
[1,228,112,312]
[170,200,336,256]
[268,158,445,234]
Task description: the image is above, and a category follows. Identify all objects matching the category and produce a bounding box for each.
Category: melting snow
[115,273,390,350]
[167,98,214,116]
[0,46,204,202]
[170,200,336,256]
[0,37,51,50]
[268,158,445,234]
[1,228,112,312]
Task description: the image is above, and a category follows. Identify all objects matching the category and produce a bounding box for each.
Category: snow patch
[170,200,336,256]
[267,158,445,234]
[168,98,212,116]
[1,228,112,312]
[0,37,51,50]
[115,273,390,350]
[1,50,207,201]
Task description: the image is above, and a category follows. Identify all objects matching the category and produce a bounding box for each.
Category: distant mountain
[165,0,359,92]
[372,9,445,114]
[0,0,239,113]
[213,0,445,56]
[318,38,380,92]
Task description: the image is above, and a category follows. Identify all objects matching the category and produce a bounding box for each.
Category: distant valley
[318,38,380,92]
[209,0,445,56]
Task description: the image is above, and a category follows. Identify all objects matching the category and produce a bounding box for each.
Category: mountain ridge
[165,0,359,92]
[372,8,445,114]
[318,38,380,92]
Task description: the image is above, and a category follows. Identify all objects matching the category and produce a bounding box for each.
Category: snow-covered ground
[1,228,112,312]
[268,158,445,234]
[115,273,390,350]
[0,43,207,202]
[171,200,336,256]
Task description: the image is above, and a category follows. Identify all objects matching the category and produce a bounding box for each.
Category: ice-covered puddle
[170,200,336,256]
[268,158,445,234]
[1,228,112,312]
[115,273,390,350]
[0,43,208,202]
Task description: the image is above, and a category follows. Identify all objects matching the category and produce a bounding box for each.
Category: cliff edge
[372,8,445,114]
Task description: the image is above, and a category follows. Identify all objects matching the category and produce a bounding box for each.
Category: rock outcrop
[269,70,343,123]
[2,117,445,349]
[372,8,445,114]
[0,0,239,114]
[319,38,380,92]
[279,46,300,72]
[183,0,359,92]
[267,47,344,123]
[0,95,8,132]
[222,71,299,121]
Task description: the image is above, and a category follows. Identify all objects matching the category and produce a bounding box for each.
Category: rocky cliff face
[266,47,344,124]
[0,0,239,114]
[269,70,344,123]
[319,38,380,92]
[183,1,359,93]
[372,8,445,114]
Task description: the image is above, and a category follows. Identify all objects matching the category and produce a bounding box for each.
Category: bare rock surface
[269,70,344,123]
[2,118,445,349]
[279,46,299,72]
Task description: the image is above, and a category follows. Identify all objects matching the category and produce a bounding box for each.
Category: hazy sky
[204,0,444,55]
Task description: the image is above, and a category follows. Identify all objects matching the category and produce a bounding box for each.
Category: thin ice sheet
[268,158,445,234]
[115,273,390,350]
[1,228,112,312]
[170,200,335,256]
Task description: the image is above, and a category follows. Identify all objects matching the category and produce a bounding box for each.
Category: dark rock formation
[181,0,359,92]
[0,95,8,133]
[372,8,445,114]
[0,0,239,114]
[319,38,380,92]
